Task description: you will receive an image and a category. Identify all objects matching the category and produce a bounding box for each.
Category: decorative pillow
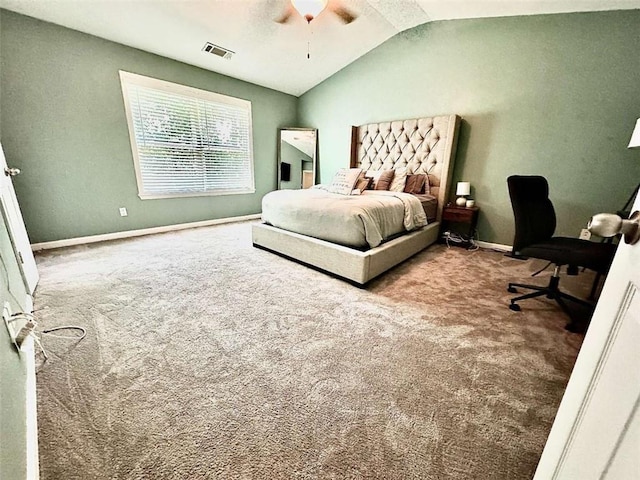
[328,168,363,195]
[365,170,394,190]
[424,174,431,195]
[363,170,378,188]
[375,170,394,190]
[389,168,408,192]
[404,174,427,194]
[354,176,372,192]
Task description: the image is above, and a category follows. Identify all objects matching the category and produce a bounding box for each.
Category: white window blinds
[119,71,255,199]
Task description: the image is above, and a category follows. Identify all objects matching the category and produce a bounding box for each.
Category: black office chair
[506,175,616,331]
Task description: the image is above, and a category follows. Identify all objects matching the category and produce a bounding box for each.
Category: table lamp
[456,181,471,206]
[587,118,640,245]
[588,212,639,245]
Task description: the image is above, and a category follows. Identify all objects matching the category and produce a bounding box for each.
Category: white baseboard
[21,335,39,480]
[31,214,512,256]
[31,214,262,252]
[475,240,512,252]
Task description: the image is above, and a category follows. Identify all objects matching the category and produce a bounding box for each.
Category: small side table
[441,205,480,247]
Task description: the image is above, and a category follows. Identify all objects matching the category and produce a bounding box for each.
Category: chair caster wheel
[565,322,585,334]
[507,286,518,293]
[509,303,521,312]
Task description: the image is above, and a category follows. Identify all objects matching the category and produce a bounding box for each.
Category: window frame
[119,70,256,200]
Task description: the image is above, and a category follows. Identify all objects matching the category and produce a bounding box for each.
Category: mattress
[261,188,427,249]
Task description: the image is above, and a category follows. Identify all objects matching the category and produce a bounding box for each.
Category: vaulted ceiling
[2,0,639,96]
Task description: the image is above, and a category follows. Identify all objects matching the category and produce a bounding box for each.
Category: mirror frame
[277,127,317,190]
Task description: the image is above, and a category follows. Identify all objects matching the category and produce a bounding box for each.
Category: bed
[252,114,461,285]
[261,188,429,249]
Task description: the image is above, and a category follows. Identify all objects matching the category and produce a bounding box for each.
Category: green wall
[0,10,298,244]
[298,10,640,245]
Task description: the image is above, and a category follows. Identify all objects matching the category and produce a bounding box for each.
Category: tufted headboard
[350,114,461,222]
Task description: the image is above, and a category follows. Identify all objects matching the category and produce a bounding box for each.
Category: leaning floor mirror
[278,128,317,190]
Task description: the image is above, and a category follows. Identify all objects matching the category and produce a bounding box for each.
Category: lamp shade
[456,181,471,196]
[588,213,622,237]
[589,212,640,245]
[628,118,640,148]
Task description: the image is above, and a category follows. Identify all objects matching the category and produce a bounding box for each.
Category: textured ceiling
[1,0,639,96]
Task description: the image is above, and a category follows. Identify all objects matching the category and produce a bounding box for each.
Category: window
[119,71,255,199]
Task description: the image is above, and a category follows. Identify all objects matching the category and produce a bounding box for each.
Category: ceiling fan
[276,0,358,24]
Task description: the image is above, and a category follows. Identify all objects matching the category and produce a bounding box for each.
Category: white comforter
[261,188,427,248]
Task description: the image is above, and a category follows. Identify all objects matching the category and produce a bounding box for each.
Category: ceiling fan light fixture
[292,0,328,23]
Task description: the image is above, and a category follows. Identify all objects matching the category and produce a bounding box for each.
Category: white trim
[119,71,251,107]
[31,214,261,251]
[118,70,255,200]
[21,291,39,479]
[138,188,256,201]
[475,240,512,252]
[21,334,39,480]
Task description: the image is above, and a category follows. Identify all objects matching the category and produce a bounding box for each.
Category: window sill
[138,189,256,200]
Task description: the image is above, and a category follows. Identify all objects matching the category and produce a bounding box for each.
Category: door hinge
[18,251,24,264]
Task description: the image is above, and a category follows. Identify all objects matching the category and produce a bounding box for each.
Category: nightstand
[440,205,480,247]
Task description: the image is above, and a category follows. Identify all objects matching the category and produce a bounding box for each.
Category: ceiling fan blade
[333,6,357,24]
[275,6,295,24]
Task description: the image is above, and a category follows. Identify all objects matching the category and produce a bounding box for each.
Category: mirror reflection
[278,128,317,190]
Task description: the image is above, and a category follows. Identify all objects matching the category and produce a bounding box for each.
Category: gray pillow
[365,169,394,190]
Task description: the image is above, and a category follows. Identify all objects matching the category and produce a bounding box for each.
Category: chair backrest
[507,175,556,254]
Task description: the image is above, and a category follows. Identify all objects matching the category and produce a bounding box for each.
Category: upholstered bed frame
[252,114,461,285]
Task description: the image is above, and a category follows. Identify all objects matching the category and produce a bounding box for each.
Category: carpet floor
[33,221,591,479]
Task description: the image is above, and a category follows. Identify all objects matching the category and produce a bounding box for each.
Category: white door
[0,143,39,295]
[534,194,640,479]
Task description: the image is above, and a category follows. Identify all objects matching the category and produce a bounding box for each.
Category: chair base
[508,274,595,332]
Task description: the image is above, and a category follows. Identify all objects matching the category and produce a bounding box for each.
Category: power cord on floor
[0,250,87,366]
[10,312,87,367]
[443,231,479,251]
[42,325,87,339]
[531,261,552,277]
[37,325,87,368]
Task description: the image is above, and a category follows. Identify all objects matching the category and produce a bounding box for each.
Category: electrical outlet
[579,228,591,240]
[3,302,33,350]
[2,301,15,340]
[119,207,128,217]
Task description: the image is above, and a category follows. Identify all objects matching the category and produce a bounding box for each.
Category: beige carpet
[33,221,591,479]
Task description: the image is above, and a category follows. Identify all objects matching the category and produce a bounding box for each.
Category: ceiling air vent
[202,42,234,60]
